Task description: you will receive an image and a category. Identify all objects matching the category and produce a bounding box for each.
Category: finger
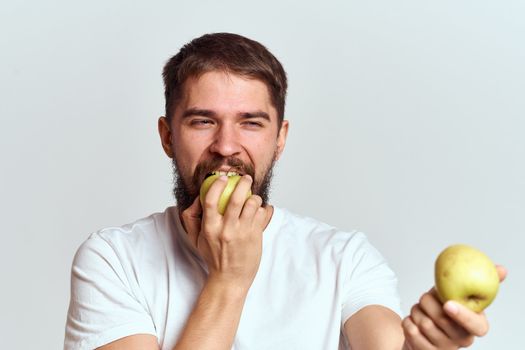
[180,196,203,246]
[253,205,272,231]
[402,317,435,350]
[419,289,470,341]
[443,301,489,337]
[409,304,449,347]
[496,265,507,282]
[239,194,263,222]
[403,341,414,350]
[224,175,253,220]
[201,175,228,224]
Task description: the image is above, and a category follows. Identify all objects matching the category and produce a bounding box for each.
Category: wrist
[204,275,251,302]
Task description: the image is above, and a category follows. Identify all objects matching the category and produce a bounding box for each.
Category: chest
[143,246,345,349]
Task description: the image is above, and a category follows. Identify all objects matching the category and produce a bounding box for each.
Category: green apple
[434,244,499,313]
[199,172,252,215]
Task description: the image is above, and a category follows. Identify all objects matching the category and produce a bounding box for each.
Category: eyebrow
[182,108,271,122]
[239,111,271,122]
[182,108,217,119]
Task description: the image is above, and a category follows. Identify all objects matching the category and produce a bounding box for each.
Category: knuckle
[419,293,432,306]
[244,196,260,208]
[201,229,214,240]
[251,194,263,205]
[402,318,418,337]
[407,324,419,337]
[203,197,216,210]
[218,232,233,243]
[420,318,434,332]
[410,304,419,316]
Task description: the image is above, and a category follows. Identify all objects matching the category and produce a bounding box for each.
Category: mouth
[204,170,244,179]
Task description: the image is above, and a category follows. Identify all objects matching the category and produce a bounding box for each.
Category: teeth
[211,171,240,176]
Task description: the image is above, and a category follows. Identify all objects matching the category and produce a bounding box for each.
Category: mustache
[172,154,275,211]
[191,156,255,186]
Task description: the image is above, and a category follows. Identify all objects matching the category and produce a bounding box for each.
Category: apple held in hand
[199,172,252,215]
[434,244,499,313]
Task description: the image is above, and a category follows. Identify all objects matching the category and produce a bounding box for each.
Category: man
[65,33,505,350]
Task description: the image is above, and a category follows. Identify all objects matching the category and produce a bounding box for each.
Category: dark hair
[162,33,287,127]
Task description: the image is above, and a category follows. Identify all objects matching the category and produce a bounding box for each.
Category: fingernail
[444,301,459,315]
[218,175,228,181]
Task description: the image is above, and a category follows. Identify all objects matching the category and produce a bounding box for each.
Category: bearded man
[65,32,505,350]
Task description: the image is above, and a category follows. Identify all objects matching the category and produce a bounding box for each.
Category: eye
[190,118,215,127]
[242,120,264,129]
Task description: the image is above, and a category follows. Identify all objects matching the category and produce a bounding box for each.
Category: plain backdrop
[1,0,524,348]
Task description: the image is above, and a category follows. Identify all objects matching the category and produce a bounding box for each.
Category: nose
[208,124,242,157]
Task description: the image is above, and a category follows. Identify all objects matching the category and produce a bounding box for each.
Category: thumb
[180,196,202,248]
[443,301,489,337]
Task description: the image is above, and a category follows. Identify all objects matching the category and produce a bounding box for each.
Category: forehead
[179,71,277,118]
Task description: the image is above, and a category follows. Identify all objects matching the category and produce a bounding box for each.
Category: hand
[402,265,507,350]
[180,175,271,290]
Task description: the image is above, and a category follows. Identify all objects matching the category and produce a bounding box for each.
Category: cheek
[250,140,278,172]
[248,130,276,150]
[173,132,209,165]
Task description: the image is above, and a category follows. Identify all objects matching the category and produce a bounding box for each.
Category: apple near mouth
[199,171,252,215]
[434,244,500,313]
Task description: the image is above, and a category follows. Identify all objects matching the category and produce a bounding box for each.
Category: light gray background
[1,0,523,349]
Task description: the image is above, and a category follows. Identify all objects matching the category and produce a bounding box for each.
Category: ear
[158,116,174,158]
[275,119,289,161]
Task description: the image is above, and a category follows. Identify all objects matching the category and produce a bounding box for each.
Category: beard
[172,154,275,211]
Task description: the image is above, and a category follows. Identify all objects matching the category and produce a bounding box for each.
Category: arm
[96,175,269,350]
[343,266,506,350]
[174,175,270,349]
[172,277,249,349]
[344,305,404,350]
[96,280,249,350]
[97,335,159,349]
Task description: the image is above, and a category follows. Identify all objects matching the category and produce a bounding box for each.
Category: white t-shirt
[64,206,402,350]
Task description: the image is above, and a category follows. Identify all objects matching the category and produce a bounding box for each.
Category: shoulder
[72,207,176,270]
[274,207,368,247]
[66,210,174,349]
[96,208,171,243]
[270,207,378,264]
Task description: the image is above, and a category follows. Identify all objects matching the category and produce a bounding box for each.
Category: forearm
[174,178,267,349]
[173,278,249,350]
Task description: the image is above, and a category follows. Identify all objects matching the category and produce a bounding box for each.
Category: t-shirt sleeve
[64,233,157,350]
[340,232,403,327]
